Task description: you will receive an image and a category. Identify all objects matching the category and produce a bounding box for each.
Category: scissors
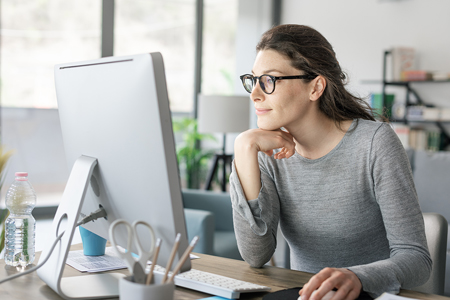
[109,219,156,284]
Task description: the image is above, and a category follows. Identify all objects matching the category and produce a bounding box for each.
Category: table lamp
[197,94,251,191]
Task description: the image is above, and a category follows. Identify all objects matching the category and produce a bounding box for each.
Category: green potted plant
[0,146,14,256]
[173,118,216,189]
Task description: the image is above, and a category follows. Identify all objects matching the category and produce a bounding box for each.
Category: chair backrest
[182,189,234,231]
[412,213,448,295]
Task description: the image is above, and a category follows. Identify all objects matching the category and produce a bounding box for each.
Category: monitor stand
[37,155,125,299]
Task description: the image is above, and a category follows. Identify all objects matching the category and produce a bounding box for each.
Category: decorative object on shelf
[370,93,395,119]
[0,146,14,256]
[173,118,216,190]
[197,95,250,192]
[391,103,406,120]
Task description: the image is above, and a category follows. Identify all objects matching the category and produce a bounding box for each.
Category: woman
[230,24,431,300]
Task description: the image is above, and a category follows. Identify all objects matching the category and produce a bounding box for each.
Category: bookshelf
[381,50,450,150]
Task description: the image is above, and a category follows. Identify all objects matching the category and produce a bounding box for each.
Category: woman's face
[251,49,317,131]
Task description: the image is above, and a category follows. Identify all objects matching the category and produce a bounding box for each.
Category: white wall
[282,0,450,114]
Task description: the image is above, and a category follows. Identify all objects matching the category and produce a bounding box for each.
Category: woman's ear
[310,76,326,101]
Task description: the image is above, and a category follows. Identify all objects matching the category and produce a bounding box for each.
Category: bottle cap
[15,172,28,181]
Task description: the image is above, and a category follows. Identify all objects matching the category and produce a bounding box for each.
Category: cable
[76,206,107,227]
[0,207,108,284]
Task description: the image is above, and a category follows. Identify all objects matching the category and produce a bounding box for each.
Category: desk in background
[0,244,449,300]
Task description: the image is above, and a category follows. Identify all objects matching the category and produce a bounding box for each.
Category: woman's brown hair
[256,24,377,126]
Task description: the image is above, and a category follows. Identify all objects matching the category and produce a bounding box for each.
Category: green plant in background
[0,146,14,255]
[173,118,217,189]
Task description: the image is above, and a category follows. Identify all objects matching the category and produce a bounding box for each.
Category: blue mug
[79,226,107,256]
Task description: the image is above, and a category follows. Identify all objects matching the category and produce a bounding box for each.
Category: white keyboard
[151,265,271,299]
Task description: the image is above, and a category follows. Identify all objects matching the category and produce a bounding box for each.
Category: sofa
[182,189,242,260]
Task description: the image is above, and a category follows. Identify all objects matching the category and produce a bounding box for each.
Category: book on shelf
[392,47,416,81]
[392,123,409,149]
[392,123,441,151]
[431,71,450,81]
[400,70,432,81]
[406,106,444,121]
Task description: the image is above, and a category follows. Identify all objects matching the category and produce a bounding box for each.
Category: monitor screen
[36,53,190,298]
[57,52,189,266]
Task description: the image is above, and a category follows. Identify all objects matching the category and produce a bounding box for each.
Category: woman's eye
[265,77,274,84]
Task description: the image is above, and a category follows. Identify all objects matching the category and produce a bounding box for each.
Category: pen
[146,238,162,285]
[167,236,199,283]
[162,233,181,283]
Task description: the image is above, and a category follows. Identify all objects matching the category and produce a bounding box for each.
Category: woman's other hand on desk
[299,268,362,300]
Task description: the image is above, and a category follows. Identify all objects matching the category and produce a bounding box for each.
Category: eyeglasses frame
[240,73,318,95]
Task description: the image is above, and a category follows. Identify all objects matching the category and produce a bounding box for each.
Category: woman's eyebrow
[251,69,283,75]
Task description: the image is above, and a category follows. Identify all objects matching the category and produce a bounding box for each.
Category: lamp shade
[197,95,251,133]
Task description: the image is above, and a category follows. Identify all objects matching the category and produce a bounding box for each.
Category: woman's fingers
[237,128,296,159]
[299,268,362,300]
[261,130,296,159]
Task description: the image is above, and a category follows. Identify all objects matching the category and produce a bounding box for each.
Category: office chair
[412,213,448,295]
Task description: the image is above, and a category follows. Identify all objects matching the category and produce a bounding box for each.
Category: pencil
[162,233,181,283]
[167,236,199,283]
[146,238,162,285]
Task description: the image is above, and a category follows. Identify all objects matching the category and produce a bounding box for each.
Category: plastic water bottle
[4,172,36,267]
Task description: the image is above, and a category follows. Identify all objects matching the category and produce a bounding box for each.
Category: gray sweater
[230,119,431,298]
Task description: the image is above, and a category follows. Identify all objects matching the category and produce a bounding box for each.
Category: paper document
[375,293,418,300]
[67,246,200,273]
[66,246,128,273]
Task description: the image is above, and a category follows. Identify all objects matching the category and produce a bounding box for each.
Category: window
[115,0,196,113]
[0,0,101,108]
[202,0,238,96]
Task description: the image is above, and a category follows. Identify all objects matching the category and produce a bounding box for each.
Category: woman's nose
[251,83,264,102]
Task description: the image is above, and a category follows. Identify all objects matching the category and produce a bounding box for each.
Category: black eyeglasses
[240,74,317,94]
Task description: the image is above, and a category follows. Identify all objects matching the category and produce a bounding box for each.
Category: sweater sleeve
[229,154,280,268]
[348,123,432,297]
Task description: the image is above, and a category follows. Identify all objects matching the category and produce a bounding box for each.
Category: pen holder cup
[119,273,175,300]
[79,226,107,256]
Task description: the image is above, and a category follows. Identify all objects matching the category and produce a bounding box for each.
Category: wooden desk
[1,244,449,300]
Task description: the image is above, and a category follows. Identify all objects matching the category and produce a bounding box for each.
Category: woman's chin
[257,122,281,131]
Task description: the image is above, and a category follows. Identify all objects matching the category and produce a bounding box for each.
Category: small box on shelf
[392,47,416,81]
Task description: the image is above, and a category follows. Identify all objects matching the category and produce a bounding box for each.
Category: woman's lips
[255,108,271,115]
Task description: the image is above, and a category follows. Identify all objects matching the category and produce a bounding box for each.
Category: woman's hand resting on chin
[233,128,296,200]
[235,128,296,159]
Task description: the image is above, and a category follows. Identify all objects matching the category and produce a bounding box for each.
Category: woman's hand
[299,268,362,300]
[234,128,296,200]
[235,128,296,159]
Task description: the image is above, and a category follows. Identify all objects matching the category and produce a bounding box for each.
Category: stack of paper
[66,246,201,273]
[66,247,128,273]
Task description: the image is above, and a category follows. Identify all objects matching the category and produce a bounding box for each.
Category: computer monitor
[37,53,190,299]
